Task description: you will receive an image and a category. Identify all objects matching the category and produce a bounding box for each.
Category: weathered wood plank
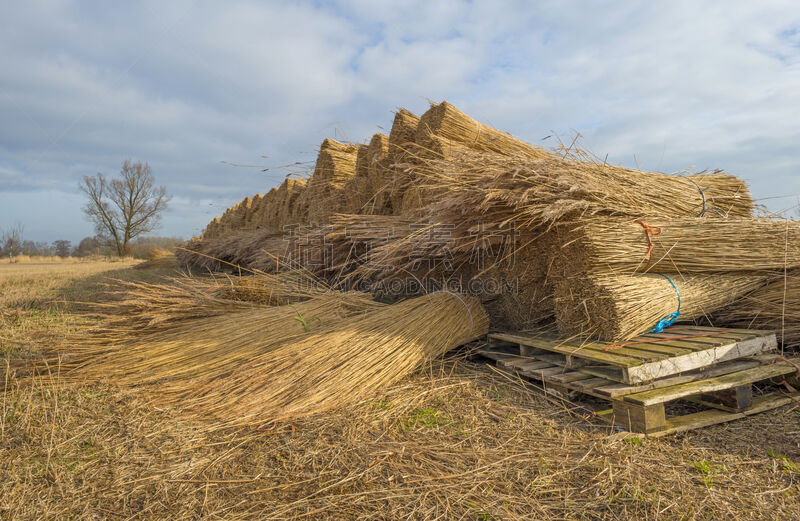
[622,334,777,384]
[612,401,666,433]
[593,358,763,398]
[624,359,797,406]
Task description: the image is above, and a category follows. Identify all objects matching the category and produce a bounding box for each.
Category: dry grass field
[1,261,799,520]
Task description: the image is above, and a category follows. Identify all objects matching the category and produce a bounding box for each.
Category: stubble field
[1,261,799,520]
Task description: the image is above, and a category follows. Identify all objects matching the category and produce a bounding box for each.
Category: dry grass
[2,263,800,519]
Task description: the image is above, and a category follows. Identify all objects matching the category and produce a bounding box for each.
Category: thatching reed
[416,101,550,160]
[414,152,754,230]
[175,291,488,427]
[71,289,382,388]
[344,144,372,214]
[559,217,800,274]
[387,109,422,211]
[553,272,769,341]
[365,132,391,213]
[715,272,800,347]
[178,230,291,272]
[306,138,359,224]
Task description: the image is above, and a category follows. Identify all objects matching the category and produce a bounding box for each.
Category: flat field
[1,261,799,520]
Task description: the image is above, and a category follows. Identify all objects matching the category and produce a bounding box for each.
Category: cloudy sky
[1,1,799,243]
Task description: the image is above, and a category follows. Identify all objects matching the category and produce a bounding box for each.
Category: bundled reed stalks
[72,291,382,391]
[416,101,550,160]
[387,109,422,211]
[715,272,800,347]
[366,133,391,213]
[553,272,769,341]
[135,248,178,270]
[414,153,754,230]
[558,217,800,274]
[306,139,359,224]
[178,230,290,272]
[343,144,372,214]
[174,291,488,427]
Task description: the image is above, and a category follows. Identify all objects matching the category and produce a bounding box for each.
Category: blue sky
[1,1,799,243]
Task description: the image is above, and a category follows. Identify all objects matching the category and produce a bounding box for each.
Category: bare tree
[53,240,72,258]
[80,160,170,257]
[1,222,24,261]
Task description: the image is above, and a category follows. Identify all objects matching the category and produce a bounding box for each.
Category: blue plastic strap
[649,274,681,333]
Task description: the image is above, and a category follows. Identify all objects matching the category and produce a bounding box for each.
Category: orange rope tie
[603,329,731,352]
[635,219,662,269]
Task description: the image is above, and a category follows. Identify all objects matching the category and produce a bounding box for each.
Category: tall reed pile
[416,101,550,160]
[344,144,371,214]
[177,291,488,427]
[715,272,800,347]
[560,217,800,274]
[387,109,422,211]
[305,139,359,224]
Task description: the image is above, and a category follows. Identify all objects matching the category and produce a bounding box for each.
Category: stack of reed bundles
[305,139,359,224]
[278,177,307,226]
[178,229,291,273]
[387,109,422,212]
[415,101,550,160]
[344,144,372,214]
[365,133,392,214]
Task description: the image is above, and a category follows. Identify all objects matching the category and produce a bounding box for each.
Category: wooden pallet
[478,340,799,436]
[488,325,777,384]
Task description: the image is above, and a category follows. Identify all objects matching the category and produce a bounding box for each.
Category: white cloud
[1,0,800,241]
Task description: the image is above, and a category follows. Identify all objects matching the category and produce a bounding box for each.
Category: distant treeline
[0,236,184,259]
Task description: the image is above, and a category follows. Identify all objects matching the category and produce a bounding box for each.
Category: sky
[1,1,799,244]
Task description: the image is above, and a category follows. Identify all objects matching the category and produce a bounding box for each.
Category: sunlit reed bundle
[365,133,391,212]
[176,292,488,427]
[715,272,800,347]
[72,292,383,390]
[416,101,550,160]
[561,217,800,274]
[305,138,359,224]
[553,272,769,341]
[387,108,422,210]
[414,153,753,230]
[135,248,178,270]
[177,230,290,272]
[83,271,331,338]
[344,144,372,214]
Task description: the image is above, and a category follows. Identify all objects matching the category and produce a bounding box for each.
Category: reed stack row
[181,101,797,346]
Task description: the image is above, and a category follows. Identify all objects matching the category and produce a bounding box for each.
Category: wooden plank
[475,349,518,363]
[593,358,763,398]
[548,371,594,384]
[622,334,777,384]
[498,358,554,372]
[570,377,614,392]
[624,360,797,406]
[488,333,649,368]
[668,325,773,336]
[698,385,753,413]
[520,366,566,379]
[645,392,800,437]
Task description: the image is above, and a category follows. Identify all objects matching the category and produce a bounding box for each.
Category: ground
[1,261,799,520]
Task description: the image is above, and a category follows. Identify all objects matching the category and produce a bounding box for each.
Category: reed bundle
[175,292,488,427]
[414,153,754,230]
[344,144,371,214]
[366,133,391,213]
[715,272,800,347]
[276,177,307,225]
[387,109,422,210]
[177,229,290,272]
[416,101,550,160]
[306,139,359,224]
[559,217,800,274]
[553,272,769,341]
[73,291,382,390]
